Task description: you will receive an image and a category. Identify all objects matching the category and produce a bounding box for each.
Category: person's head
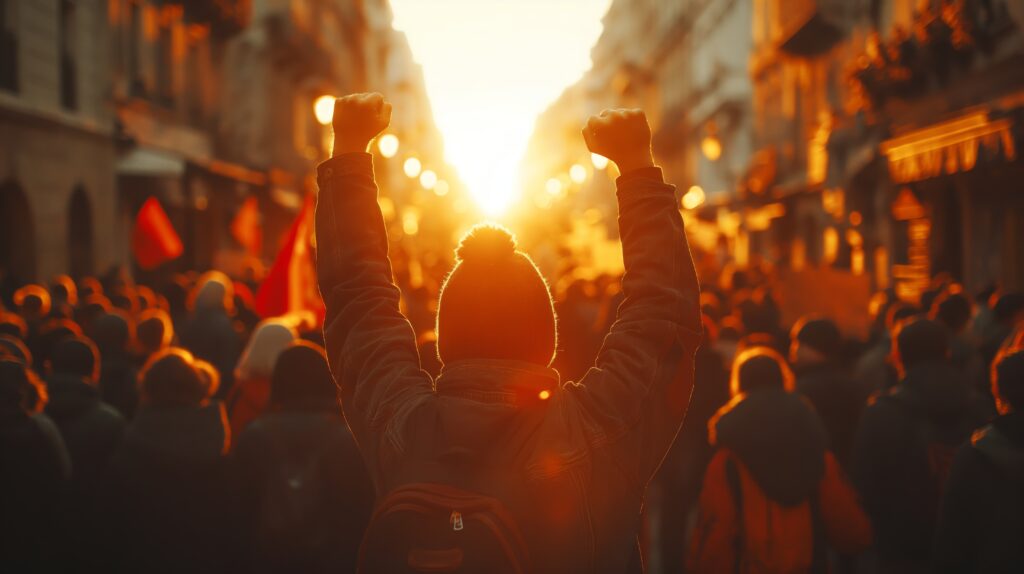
[992,348,1024,415]
[138,347,206,407]
[270,341,337,409]
[0,358,47,413]
[78,277,103,299]
[189,271,234,314]
[931,291,973,334]
[0,335,32,366]
[49,337,100,383]
[892,317,950,376]
[0,312,27,340]
[790,316,842,366]
[14,284,51,319]
[235,319,297,382]
[33,319,84,369]
[730,346,794,397]
[992,292,1024,326]
[435,224,556,366]
[885,301,920,334]
[50,275,78,307]
[137,308,174,357]
[93,310,135,355]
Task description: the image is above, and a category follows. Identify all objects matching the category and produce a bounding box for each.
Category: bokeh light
[434,180,450,196]
[546,178,563,196]
[403,157,422,178]
[419,169,438,190]
[569,164,587,184]
[682,185,706,210]
[591,153,609,170]
[377,134,399,158]
[313,95,335,126]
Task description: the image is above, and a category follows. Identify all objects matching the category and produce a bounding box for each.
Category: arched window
[68,186,93,278]
[0,180,36,281]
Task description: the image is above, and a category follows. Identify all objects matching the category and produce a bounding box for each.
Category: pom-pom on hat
[436,224,556,366]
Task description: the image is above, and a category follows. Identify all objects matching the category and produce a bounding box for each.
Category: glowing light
[681,185,706,210]
[313,95,335,126]
[701,134,722,161]
[377,134,399,158]
[569,164,587,184]
[403,157,422,178]
[538,389,551,400]
[849,211,863,226]
[591,153,609,170]
[545,178,563,196]
[419,169,438,190]
[402,209,419,235]
[434,180,450,196]
[390,0,611,215]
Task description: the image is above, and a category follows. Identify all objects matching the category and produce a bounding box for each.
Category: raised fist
[582,108,654,174]
[331,92,392,156]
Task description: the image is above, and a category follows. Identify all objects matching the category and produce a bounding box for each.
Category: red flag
[255,195,324,323]
[230,196,262,255]
[132,197,183,270]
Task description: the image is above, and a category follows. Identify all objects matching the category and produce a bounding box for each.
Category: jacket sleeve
[315,153,433,478]
[818,451,872,554]
[686,451,738,574]
[566,167,702,483]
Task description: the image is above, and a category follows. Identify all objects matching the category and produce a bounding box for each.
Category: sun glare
[390,0,611,217]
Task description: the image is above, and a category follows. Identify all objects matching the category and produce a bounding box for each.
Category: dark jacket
[45,372,126,478]
[180,308,240,398]
[105,402,231,574]
[933,412,1024,573]
[0,409,71,573]
[851,360,984,569]
[232,404,375,574]
[688,389,871,573]
[795,362,867,469]
[98,351,139,419]
[314,153,702,573]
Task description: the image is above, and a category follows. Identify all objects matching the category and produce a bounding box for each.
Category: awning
[881,111,1017,184]
[116,148,186,177]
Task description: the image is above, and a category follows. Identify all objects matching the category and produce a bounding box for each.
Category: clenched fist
[582,109,654,174]
[331,92,392,156]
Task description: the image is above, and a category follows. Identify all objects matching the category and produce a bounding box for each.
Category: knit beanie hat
[436,224,556,366]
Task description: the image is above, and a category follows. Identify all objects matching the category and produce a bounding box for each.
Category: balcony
[774,0,846,56]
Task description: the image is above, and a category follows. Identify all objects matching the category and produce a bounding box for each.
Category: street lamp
[591,153,609,170]
[420,169,437,190]
[314,95,335,126]
[378,134,399,158]
[569,164,587,184]
[403,157,422,178]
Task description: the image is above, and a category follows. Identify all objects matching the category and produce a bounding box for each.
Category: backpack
[256,429,335,551]
[358,482,530,573]
[725,457,827,574]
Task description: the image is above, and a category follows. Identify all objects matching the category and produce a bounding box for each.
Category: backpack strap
[725,457,744,574]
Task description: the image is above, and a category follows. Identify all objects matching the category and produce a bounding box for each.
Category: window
[0,0,17,92]
[60,0,77,110]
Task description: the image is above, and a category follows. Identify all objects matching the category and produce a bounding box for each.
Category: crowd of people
[2,94,1023,573]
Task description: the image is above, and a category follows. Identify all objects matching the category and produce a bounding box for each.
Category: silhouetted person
[0,358,71,573]
[316,93,701,573]
[687,348,871,573]
[44,337,126,569]
[180,272,241,396]
[790,316,866,469]
[232,341,374,573]
[105,348,231,574]
[931,290,988,395]
[137,308,174,361]
[933,347,1024,573]
[852,318,984,574]
[94,311,139,419]
[226,319,296,435]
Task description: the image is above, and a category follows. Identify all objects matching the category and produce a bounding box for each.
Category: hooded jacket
[314,153,702,573]
[104,402,231,574]
[687,389,871,573]
[180,282,241,398]
[851,360,986,567]
[933,412,1024,573]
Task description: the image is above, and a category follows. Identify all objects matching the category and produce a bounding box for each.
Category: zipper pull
[450,511,464,532]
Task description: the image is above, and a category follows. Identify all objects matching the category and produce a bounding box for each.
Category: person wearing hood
[852,318,987,574]
[94,311,140,419]
[933,347,1024,573]
[232,341,374,573]
[179,271,242,398]
[105,347,232,573]
[43,337,126,569]
[791,317,867,470]
[687,347,871,574]
[225,319,296,436]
